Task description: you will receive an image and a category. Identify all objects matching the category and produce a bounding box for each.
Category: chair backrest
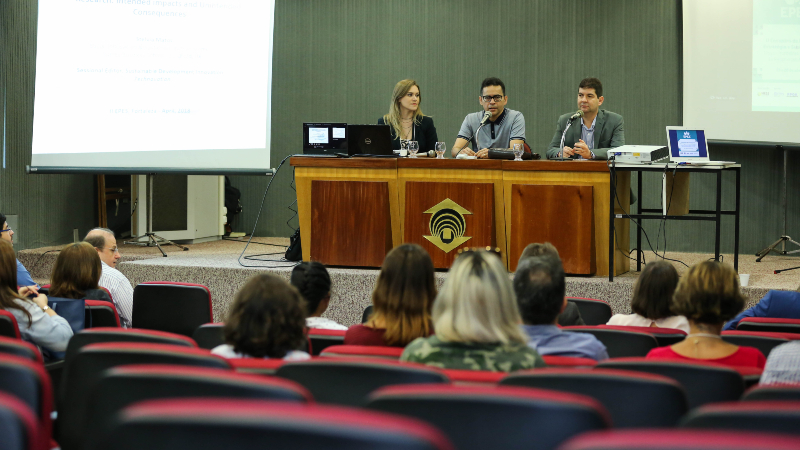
[362,305,373,323]
[0,354,53,448]
[681,401,800,436]
[0,336,42,363]
[307,328,345,355]
[95,398,454,450]
[228,358,287,375]
[558,429,800,450]
[368,384,610,450]
[132,282,213,337]
[541,355,598,367]
[0,391,41,450]
[567,298,612,325]
[598,357,745,409]
[501,368,688,427]
[0,310,21,338]
[320,345,404,359]
[191,323,224,350]
[84,300,121,328]
[738,318,800,334]
[562,327,659,358]
[276,358,448,406]
[743,383,800,401]
[721,334,789,357]
[83,364,311,450]
[58,342,229,450]
[63,327,196,368]
[441,369,506,385]
[595,325,687,346]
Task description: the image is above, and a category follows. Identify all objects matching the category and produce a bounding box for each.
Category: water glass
[435,142,446,159]
[512,143,524,161]
[408,141,419,158]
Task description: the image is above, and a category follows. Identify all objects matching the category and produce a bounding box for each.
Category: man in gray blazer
[546,78,624,160]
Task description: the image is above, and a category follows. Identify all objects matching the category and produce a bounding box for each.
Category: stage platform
[18,237,800,327]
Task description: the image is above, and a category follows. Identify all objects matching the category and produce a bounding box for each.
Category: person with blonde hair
[402,250,545,371]
[378,79,438,152]
[646,261,766,368]
[345,244,435,346]
[0,240,72,352]
[49,242,112,301]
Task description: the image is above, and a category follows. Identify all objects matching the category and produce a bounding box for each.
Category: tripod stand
[756,145,800,262]
[125,174,189,257]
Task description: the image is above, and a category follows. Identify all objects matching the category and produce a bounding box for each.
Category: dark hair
[519,242,559,264]
[630,261,679,320]
[513,255,566,325]
[671,261,746,325]
[223,274,307,358]
[0,213,6,228]
[369,244,435,346]
[49,242,103,299]
[579,77,603,97]
[290,261,331,317]
[0,240,31,325]
[480,77,506,95]
[83,234,107,249]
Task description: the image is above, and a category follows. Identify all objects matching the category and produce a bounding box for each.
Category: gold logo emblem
[423,199,472,253]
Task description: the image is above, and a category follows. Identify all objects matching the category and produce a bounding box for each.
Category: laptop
[303,123,347,155]
[665,127,735,165]
[346,124,395,156]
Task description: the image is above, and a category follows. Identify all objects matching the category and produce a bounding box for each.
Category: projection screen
[29,0,275,174]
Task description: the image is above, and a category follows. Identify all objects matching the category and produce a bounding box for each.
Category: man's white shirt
[99,260,134,328]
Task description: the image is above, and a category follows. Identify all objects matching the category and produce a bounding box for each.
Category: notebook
[346,124,395,156]
[665,127,735,165]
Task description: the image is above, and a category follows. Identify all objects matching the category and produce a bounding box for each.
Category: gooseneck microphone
[455,111,492,158]
[569,110,584,121]
[559,110,584,158]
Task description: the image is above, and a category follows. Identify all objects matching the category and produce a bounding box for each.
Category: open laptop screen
[667,129,709,161]
[303,123,347,154]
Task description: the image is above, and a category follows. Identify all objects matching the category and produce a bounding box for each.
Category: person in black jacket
[378,79,438,152]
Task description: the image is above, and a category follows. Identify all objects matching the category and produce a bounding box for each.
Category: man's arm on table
[590,114,625,160]
[545,115,574,158]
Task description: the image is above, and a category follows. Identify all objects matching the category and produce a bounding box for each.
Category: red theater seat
[0,391,41,450]
[591,325,687,346]
[191,323,224,350]
[320,345,404,359]
[559,429,800,450]
[567,298,613,325]
[542,355,598,367]
[0,355,52,450]
[0,310,21,339]
[562,327,659,358]
[0,337,42,364]
[84,300,121,328]
[737,317,800,334]
[228,358,287,376]
[307,328,345,355]
[743,383,800,401]
[132,282,213,337]
[681,401,800,436]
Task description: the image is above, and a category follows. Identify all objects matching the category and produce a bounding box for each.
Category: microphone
[569,110,584,121]
[480,110,492,125]
[455,111,493,158]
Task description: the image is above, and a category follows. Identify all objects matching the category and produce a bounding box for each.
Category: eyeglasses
[481,95,504,103]
[0,228,11,233]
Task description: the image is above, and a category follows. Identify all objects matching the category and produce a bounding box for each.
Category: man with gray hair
[85,228,133,327]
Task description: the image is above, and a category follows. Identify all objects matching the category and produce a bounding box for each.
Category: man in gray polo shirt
[451,77,526,158]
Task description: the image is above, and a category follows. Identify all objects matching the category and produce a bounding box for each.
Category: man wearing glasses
[451,77,526,158]
[84,228,133,328]
[0,213,39,291]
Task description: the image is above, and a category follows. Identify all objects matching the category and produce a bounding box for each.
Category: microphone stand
[454,114,490,158]
[559,119,576,159]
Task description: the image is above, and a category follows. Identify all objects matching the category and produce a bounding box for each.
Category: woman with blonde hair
[49,242,112,301]
[402,250,545,372]
[378,79,438,152]
[646,261,766,368]
[345,244,435,346]
[0,240,72,352]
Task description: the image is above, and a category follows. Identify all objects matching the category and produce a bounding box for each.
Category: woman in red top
[344,244,435,347]
[646,261,766,368]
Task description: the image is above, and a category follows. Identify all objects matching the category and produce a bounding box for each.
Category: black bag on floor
[285,229,302,261]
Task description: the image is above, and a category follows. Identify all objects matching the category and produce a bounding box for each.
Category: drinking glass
[408,141,419,158]
[399,139,409,156]
[512,143,524,161]
[435,142,446,159]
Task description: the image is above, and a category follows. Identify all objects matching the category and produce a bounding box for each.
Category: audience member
[0,240,72,351]
[518,242,585,326]
[402,249,545,371]
[345,244,435,346]
[646,261,766,368]
[212,273,310,360]
[724,289,800,330]
[49,242,113,302]
[760,341,800,384]
[514,256,608,361]
[607,261,689,333]
[290,261,346,330]
[84,228,133,327]
[0,213,39,290]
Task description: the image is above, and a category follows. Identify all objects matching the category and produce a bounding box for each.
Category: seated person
[724,289,800,330]
[345,244,435,347]
[519,242,585,326]
[212,273,310,361]
[290,261,346,330]
[514,256,608,361]
[760,341,800,384]
[0,240,72,352]
[646,261,766,369]
[378,79,438,152]
[48,242,113,302]
[607,261,689,333]
[0,213,39,290]
[402,249,545,372]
